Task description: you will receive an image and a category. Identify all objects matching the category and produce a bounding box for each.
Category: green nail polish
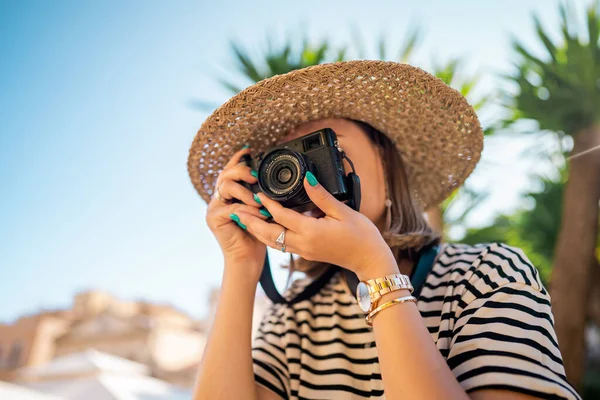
[229,214,246,230]
[259,208,272,218]
[306,171,318,187]
[242,144,250,149]
[253,193,262,204]
[251,170,258,178]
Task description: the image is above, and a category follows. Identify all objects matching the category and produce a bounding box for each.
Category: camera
[240,128,360,213]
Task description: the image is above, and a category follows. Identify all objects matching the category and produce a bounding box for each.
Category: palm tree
[218,28,419,94]
[505,1,600,388]
[216,30,493,234]
[189,36,346,111]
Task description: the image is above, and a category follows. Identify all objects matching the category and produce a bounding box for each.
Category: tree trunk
[588,259,600,328]
[550,124,600,389]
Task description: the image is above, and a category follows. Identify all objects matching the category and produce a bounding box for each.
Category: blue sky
[0,0,583,322]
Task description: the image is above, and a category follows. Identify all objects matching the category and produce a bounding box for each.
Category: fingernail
[229,213,247,230]
[306,171,318,187]
[251,170,258,178]
[242,144,250,149]
[253,193,262,205]
[259,208,272,218]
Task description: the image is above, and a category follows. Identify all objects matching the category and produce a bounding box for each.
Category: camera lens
[277,168,293,184]
[258,149,309,201]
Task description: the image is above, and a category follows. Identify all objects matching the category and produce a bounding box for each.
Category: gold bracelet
[365,295,417,326]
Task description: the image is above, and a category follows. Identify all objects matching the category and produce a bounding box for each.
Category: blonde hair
[287,120,440,279]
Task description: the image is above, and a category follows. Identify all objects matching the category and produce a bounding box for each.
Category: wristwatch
[356,273,414,313]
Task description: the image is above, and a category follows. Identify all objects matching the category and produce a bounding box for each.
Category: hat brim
[188,60,483,210]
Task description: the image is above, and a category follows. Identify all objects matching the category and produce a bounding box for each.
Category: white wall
[150,328,205,371]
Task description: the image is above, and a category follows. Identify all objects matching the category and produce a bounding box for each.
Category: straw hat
[188,60,483,210]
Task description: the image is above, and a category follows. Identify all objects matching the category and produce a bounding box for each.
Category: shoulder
[432,242,546,300]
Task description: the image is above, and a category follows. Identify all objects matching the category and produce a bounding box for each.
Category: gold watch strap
[365,273,414,296]
[359,273,414,314]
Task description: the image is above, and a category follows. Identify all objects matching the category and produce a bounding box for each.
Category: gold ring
[214,185,229,204]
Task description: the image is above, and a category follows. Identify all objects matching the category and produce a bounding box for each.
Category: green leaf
[335,47,347,62]
[217,78,243,94]
[314,42,329,64]
[483,125,497,136]
[587,1,599,62]
[506,1,600,138]
[459,76,478,97]
[397,26,420,62]
[472,95,491,112]
[534,15,558,62]
[378,33,386,60]
[559,3,574,42]
[230,42,263,82]
[187,98,221,111]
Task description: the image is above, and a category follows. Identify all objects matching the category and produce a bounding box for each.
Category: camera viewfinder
[302,134,323,152]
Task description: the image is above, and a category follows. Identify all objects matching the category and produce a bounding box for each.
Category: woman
[188,61,579,399]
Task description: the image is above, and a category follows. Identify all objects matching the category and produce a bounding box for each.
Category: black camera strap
[258,244,439,305]
[258,255,341,306]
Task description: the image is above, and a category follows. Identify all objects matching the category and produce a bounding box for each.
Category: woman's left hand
[233,172,399,281]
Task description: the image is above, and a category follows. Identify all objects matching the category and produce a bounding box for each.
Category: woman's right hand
[205,147,268,282]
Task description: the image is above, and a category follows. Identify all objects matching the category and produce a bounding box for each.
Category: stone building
[0,311,71,382]
[0,288,271,389]
[0,291,206,388]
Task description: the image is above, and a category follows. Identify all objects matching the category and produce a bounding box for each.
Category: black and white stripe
[252,242,580,399]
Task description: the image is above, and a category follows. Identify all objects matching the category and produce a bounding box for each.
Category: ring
[275,229,286,253]
[214,185,229,204]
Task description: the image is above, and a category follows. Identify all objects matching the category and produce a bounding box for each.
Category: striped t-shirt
[252,242,580,399]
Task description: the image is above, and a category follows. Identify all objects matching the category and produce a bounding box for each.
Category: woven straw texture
[188,60,483,210]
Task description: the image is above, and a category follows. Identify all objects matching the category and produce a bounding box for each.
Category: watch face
[356,282,371,313]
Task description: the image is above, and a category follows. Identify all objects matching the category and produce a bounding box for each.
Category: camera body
[241,128,358,213]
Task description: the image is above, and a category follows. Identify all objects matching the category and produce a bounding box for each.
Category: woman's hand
[205,147,269,282]
[234,171,398,281]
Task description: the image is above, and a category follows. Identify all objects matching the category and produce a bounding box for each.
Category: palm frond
[432,58,460,86]
[187,98,222,111]
[559,3,575,43]
[534,15,558,62]
[505,1,600,136]
[335,47,347,62]
[587,1,599,61]
[378,33,386,60]
[397,26,421,62]
[459,76,479,98]
[230,41,263,82]
[314,42,330,64]
[218,78,244,95]
[472,95,492,112]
